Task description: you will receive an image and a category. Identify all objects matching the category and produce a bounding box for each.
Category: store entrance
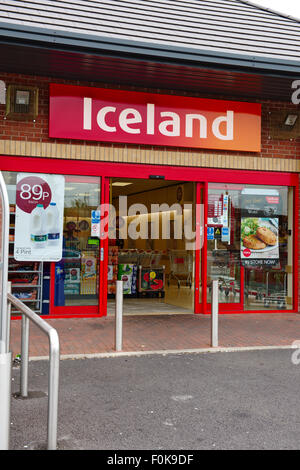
[106,178,197,315]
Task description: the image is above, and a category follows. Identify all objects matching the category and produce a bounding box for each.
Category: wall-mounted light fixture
[269,110,300,140]
[284,114,298,128]
[5,84,38,121]
[0,80,5,104]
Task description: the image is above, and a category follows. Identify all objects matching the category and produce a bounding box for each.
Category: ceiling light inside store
[112,182,133,186]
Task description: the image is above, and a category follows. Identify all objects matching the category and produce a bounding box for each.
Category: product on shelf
[9,209,43,314]
[118,264,137,295]
[80,251,97,295]
[14,290,37,301]
[107,246,119,295]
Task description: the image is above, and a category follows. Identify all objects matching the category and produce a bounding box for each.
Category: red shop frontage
[0,1,299,319]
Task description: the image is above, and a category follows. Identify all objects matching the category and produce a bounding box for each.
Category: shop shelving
[8,205,44,315]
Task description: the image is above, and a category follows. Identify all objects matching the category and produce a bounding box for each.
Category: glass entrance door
[203,182,294,313]
[205,183,244,312]
[51,175,101,315]
[104,177,197,315]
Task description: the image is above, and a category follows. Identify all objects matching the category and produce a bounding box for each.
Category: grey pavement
[9,349,300,450]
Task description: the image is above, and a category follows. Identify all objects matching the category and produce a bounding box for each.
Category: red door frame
[99,176,110,317]
[49,174,103,317]
[194,182,202,313]
[1,154,298,318]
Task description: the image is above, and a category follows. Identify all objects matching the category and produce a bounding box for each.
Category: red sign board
[49,84,261,152]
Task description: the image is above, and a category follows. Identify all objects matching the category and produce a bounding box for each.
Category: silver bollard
[115,280,123,352]
[20,314,29,398]
[211,280,219,348]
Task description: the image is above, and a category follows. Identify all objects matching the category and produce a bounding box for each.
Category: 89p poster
[14,173,65,261]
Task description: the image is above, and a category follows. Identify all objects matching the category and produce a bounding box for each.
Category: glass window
[3,171,101,312]
[243,185,293,311]
[207,183,294,311]
[55,175,101,307]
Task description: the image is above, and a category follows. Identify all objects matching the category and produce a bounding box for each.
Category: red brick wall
[0,72,299,161]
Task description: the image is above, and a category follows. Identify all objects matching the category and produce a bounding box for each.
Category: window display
[3,172,101,313]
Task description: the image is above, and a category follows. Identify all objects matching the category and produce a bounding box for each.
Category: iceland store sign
[49,84,261,152]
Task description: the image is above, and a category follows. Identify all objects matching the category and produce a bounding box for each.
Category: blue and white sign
[221,226,230,242]
[207,226,214,240]
[91,210,101,238]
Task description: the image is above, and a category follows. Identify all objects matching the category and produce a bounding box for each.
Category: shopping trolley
[244,266,266,304]
[118,249,139,264]
[138,250,153,267]
[208,250,238,298]
[168,250,193,288]
[150,250,163,268]
[264,271,287,309]
[245,267,287,309]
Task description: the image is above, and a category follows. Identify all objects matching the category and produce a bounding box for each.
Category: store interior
[106,178,195,315]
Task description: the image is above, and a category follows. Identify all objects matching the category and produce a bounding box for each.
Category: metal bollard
[115,280,123,352]
[20,315,29,398]
[211,280,219,348]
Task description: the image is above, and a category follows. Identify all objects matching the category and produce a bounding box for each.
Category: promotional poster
[240,189,280,266]
[14,173,65,261]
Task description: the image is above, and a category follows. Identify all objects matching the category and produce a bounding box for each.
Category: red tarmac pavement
[9,312,300,358]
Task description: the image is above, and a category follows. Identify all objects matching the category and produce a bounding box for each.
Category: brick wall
[0,72,299,162]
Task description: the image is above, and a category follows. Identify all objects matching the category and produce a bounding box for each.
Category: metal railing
[7,284,60,450]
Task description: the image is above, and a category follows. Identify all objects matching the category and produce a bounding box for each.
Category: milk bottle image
[46,202,61,246]
[30,204,47,248]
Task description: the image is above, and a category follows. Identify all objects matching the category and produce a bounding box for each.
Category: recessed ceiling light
[112,182,133,187]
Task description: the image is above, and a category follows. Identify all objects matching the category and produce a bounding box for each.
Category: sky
[249,0,300,20]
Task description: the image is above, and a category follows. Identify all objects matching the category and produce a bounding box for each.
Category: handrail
[7,291,60,451]
[0,171,11,450]
[0,171,10,354]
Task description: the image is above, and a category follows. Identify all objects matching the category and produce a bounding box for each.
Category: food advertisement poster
[14,173,65,261]
[240,189,280,266]
[241,217,279,266]
[80,251,97,295]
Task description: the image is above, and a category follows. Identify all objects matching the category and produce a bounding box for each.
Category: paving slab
[9,313,300,359]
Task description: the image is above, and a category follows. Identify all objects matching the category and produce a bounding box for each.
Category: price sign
[14,173,65,261]
[16,176,52,213]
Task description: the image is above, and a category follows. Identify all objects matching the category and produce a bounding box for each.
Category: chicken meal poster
[240,189,280,266]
